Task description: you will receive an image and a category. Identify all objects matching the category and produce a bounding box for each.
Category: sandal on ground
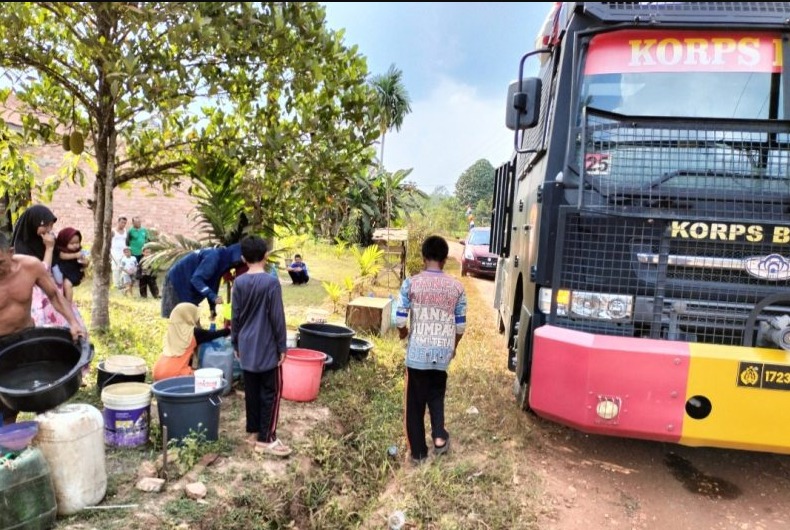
[255,439,292,457]
[433,438,450,456]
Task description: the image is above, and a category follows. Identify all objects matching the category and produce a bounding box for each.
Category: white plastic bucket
[287,330,298,349]
[101,382,152,448]
[194,368,223,393]
[103,355,146,375]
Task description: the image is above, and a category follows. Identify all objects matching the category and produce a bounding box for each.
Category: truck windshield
[577,30,790,195]
[580,30,784,120]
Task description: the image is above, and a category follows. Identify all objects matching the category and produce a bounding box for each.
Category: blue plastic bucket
[151,376,226,444]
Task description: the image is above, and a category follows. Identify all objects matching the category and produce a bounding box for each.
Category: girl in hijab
[11,204,58,261]
[153,302,230,381]
[11,204,88,333]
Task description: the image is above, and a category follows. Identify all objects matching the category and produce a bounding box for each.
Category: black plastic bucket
[297,323,355,370]
[150,376,227,444]
[96,361,146,395]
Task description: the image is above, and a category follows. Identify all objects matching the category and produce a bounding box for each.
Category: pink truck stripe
[529,325,690,442]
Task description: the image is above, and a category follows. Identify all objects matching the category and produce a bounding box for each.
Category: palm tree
[145,160,249,271]
[370,64,412,170]
[370,64,412,235]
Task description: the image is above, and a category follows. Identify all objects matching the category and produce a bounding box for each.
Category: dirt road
[448,241,790,530]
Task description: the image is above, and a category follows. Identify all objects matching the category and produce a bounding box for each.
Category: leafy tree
[314,166,426,246]
[455,159,495,212]
[0,2,379,330]
[414,189,465,236]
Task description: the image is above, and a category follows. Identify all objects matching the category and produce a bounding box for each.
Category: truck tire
[512,307,533,413]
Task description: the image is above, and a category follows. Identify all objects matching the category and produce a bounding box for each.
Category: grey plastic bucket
[150,376,227,444]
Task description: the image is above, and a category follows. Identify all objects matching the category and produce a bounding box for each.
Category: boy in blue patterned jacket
[396,235,467,464]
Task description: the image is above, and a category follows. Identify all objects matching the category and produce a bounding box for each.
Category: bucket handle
[102,370,123,387]
[209,394,223,407]
[324,354,333,368]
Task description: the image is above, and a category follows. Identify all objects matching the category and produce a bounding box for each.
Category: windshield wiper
[647,169,786,188]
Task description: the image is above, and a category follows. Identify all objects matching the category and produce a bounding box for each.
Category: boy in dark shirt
[231,235,291,457]
[285,254,309,285]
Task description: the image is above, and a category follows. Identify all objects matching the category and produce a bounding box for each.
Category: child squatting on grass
[396,235,467,464]
[231,235,292,457]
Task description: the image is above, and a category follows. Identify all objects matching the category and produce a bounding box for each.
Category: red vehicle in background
[460,226,497,278]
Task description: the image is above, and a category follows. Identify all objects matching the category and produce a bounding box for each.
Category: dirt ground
[449,241,790,530]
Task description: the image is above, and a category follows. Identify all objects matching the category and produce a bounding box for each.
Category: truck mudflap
[530,325,790,454]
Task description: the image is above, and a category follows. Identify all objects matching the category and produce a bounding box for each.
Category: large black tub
[0,328,91,413]
[297,323,355,370]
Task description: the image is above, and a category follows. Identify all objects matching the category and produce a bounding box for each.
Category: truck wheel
[511,307,532,413]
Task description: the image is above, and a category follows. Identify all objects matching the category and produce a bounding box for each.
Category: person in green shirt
[126,216,150,263]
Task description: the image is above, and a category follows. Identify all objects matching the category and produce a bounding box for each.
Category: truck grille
[550,110,790,346]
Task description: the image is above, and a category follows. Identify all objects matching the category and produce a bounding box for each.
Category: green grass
[52,238,542,529]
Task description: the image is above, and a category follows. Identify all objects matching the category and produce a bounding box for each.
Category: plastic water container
[34,404,106,515]
[0,447,57,529]
[197,322,217,367]
[389,294,398,327]
[200,337,234,396]
[101,382,152,448]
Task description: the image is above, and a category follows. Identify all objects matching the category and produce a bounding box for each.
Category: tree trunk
[89,133,116,331]
[89,12,118,331]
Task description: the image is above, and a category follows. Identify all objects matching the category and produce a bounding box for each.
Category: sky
[322,2,555,194]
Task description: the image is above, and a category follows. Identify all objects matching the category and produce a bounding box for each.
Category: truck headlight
[464,246,474,260]
[539,288,633,321]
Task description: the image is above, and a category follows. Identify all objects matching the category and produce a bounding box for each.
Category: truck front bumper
[530,325,790,454]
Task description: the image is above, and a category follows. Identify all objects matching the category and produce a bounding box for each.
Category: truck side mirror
[505,78,541,130]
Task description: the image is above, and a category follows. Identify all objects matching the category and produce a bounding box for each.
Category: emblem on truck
[743,254,790,280]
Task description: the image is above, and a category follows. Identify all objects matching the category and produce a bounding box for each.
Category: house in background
[1,93,203,245]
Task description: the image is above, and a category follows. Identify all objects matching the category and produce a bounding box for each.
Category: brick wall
[31,144,202,246]
[3,94,203,245]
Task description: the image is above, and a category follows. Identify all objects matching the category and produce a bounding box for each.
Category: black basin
[350,337,374,360]
[0,327,92,412]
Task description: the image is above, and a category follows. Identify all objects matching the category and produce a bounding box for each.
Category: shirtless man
[0,232,84,340]
[0,231,85,424]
